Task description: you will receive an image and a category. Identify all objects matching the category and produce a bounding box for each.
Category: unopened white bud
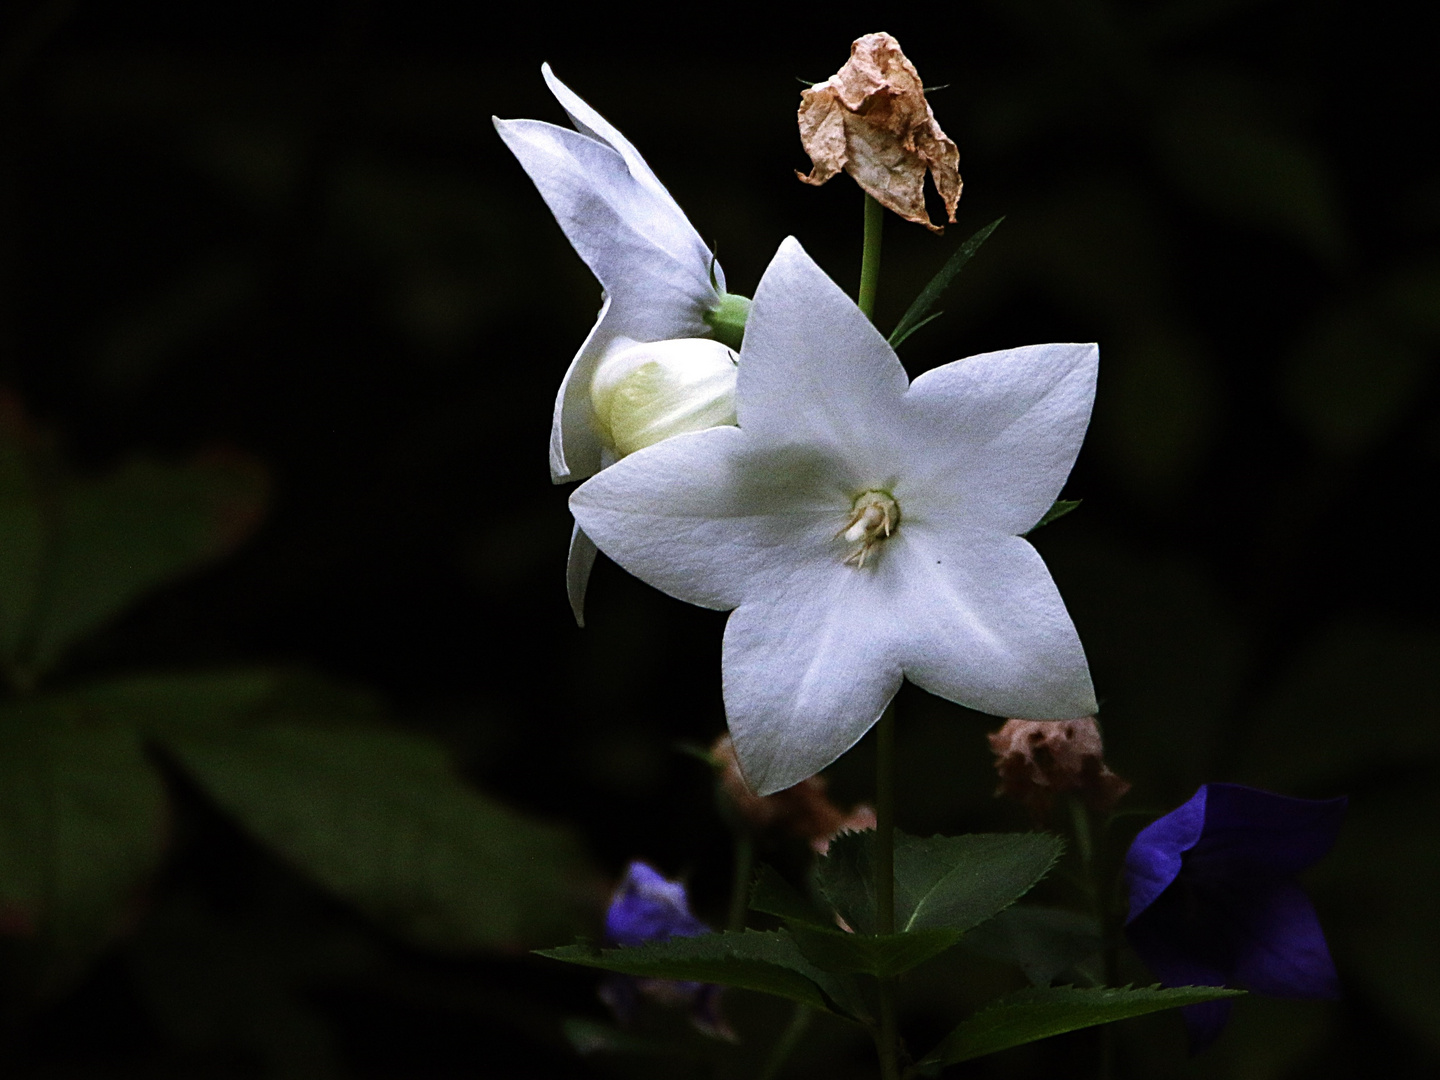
[590,338,738,458]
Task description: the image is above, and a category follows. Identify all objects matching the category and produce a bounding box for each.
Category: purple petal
[605,862,710,947]
[1124,786,1208,923]
[1226,880,1341,1000]
[1188,784,1347,879]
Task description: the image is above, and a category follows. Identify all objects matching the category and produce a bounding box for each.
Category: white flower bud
[590,338,738,458]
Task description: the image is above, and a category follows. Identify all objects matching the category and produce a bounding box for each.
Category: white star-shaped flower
[494,66,743,623]
[570,238,1098,795]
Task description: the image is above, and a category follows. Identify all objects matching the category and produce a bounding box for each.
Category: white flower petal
[901,343,1098,534]
[569,426,852,611]
[891,526,1096,718]
[539,65,725,292]
[739,238,910,473]
[566,523,599,627]
[724,568,905,796]
[492,119,716,309]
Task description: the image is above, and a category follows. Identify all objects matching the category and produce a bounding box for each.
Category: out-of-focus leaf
[888,218,1002,349]
[158,717,589,951]
[74,669,293,735]
[915,985,1243,1069]
[959,905,1103,987]
[0,697,168,972]
[29,454,267,676]
[0,394,46,672]
[94,254,260,390]
[0,401,267,683]
[1280,302,1426,454]
[817,831,1062,936]
[1157,77,1341,260]
[1239,623,1440,789]
[541,932,860,1019]
[1311,785,1440,1056]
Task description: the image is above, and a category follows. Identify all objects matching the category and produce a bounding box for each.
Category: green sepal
[703,292,751,351]
[913,984,1245,1071]
[888,218,1003,350]
[539,931,866,1020]
[1025,498,1081,535]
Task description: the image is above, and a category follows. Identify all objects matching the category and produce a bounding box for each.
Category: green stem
[859,194,884,321]
[874,703,899,1080]
[726,832,754,933]
[758,1002,813,1080]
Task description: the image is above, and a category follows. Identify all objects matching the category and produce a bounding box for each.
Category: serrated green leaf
[158,714,589,951]
[1025,499,1081,534]
[540,932,859,1018]
[960,905,1102,987]
[917,985,1244,1068]
[749,865,830,927]
[818,831,1062,936]
[0,696,168,976]
[888,218,1002,349]
[788,924,963,977]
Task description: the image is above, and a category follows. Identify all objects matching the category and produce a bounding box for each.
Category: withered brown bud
[988,717,1131,819]
[712,736,875,853]
[797,31,962,233]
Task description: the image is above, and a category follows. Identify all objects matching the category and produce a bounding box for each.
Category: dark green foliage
[817,830,1063,936]
[0,406,266,687]
[0,697,167,981]
[540,933,859,1017]
[960,905,1103,987]
[888,219,1002,349]
[915,985,1245,1070]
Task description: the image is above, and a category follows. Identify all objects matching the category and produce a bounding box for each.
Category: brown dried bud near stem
[797,32,962,233]
[988,718,1131,819]
[712,736,875,853]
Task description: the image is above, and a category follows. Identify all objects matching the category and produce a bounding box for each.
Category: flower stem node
[589,338,738,458]
[841,490,899,567]
[703,292,752,351]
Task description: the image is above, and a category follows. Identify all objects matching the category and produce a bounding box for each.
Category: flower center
[840,490,899,568]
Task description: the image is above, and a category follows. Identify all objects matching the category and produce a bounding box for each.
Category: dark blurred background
[0,0,1436,1076]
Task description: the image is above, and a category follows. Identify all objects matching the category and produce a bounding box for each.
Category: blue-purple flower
[600,862,729,1038]
[1124,783,1346,1051]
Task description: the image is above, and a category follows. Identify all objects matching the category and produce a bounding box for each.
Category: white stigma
[839,490,899,568]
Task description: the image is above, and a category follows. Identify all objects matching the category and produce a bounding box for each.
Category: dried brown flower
[797,32,962,233]
[988,717,1131,819]
[712,735,875,853]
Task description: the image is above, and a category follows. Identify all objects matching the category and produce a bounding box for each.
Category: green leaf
[1025,499,1081,534]
[157,711,589,951]
[818,831,1062,936]
[960,905,1103,987]
[888,218,1002,349]
[0,403,46,671]
[0,696,168,976]
[916,985,1245,1069]
[0,405,267,684]
[749,865,830,927]
[540,932,860,1018]
[30,456,267,677]
[788,924,963,978]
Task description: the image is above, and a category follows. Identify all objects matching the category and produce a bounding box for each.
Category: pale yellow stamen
[839,490,899,568]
